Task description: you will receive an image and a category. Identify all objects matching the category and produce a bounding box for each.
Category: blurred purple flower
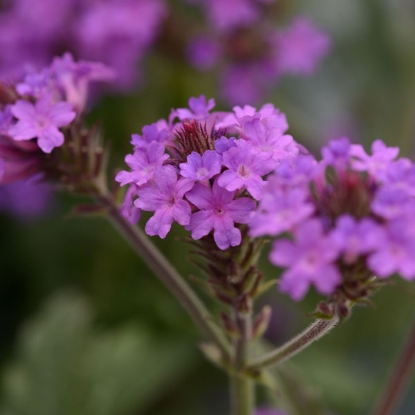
[350,139,399,179]
[186,36,221,71]
[367,218,415,280]
[270,219,341,300]
[9,95,76,153]
[272,16,331,75]
[0,174,52,220]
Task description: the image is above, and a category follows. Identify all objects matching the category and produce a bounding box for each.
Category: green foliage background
[1,1,415,414]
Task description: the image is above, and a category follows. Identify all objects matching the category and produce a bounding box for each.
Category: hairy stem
[371,319,415,415]
[97,193,231,360]
[248,317,339,372]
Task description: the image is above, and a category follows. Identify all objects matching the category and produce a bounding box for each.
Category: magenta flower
[367,219,415,280]
[135,165,194,238]
[9,95,76,153]
[115,141,169,186]
[186,180,256,250]
[218,140,277,199]
[270,219,341,300]
[179,150,222,183]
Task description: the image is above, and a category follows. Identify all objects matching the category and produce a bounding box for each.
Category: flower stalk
[231,308,254,415]
[96,192,232,361]
[248,316,339,372]
[371,317,415,415]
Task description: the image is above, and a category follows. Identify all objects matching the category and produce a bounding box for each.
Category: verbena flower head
[117,95,301,248]
[249,136,415,304]
[0,54,113,185]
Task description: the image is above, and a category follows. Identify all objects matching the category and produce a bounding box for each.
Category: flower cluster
[186,8,331,104]
[119,95,415,306]
[116,95,300,249]
[250,137,415,301]
[0,54,113,217]
[0,0,166,89]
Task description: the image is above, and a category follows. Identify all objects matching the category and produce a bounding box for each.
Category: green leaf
[1,290,197,415]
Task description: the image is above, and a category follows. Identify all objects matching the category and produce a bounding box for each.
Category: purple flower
[350,139,399,178]
[201,0,258,31]
[179,150,222,183]
[249,187,314,237]
[218,140,277,199]
[74,0,167,89]
[270,219,341,300]
[330,215,383,264]
[214,136,237,154]
[371,187,415,219]
[242,118,299,162]
[136,165,194,238]
[186,180,256,250]
[0,105,13,134]
[187,36,221,71]
[273,155,317,188]
[9,95,76,153]
[0,174,53,220]
[50,53,115,112]
[367,218,415,280]
[175,95,216,121]
[220,64,263,106]
[115,141,169,186]
[273,16,331,75]
[321,137,351,168]
[120,184,141,225]
[131,123,169,149]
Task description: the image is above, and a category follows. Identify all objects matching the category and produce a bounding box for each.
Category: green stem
[96,193,231,361]
[231,372,254,415]
[231,309,254,415]
[248,317,339,372]
[371,318,415,415]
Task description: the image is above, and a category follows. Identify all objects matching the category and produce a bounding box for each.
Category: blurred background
[1,0,415,414]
